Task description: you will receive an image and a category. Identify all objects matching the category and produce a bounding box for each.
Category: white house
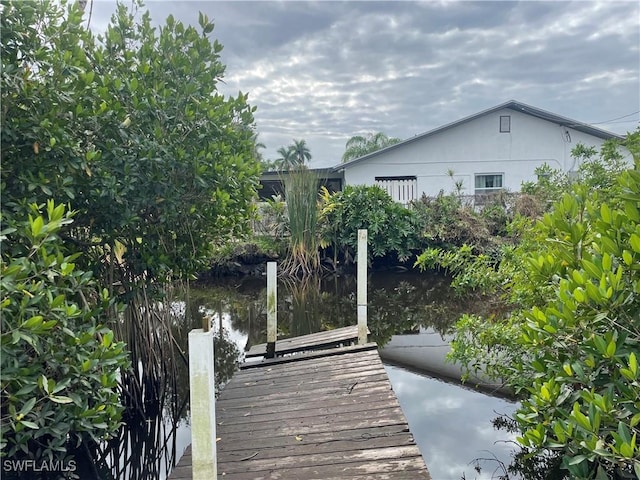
[333,100,626,204]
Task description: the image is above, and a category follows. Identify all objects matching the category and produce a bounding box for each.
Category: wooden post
[188,329,217,479]
[357,229,368,345]
[266,262,277,358]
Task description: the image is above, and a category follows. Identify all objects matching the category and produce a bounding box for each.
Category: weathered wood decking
[244,324,360,358]
[169,330,431,480]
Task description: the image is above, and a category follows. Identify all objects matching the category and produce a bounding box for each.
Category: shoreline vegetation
[199,133,640,479]
[3,0,638,478]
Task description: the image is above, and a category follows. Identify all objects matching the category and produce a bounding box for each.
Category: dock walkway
[243,324,360,359]
[169,329,431,480]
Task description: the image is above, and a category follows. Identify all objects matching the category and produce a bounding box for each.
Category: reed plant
[281,167,321,277]
[280,275,324,336]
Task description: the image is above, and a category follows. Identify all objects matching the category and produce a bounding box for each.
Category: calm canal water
[102,271,519,480]
[182,271,520,480]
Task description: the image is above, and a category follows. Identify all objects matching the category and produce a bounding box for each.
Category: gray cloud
[90,1,640,167]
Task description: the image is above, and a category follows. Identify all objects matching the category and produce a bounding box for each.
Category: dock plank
[168,331,431,480]
[244,325,361,358]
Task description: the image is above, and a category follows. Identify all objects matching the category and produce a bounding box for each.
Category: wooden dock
[169,330,431,480]
[244,324,360,359]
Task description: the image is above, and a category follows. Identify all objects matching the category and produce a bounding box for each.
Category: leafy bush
[1,202,130,465]
[521,140,629,215]
[254,195,288,240]
[445,131,640,479]
[319,185,420,265]
[411,191,501,251]
[1,0,260,282]
[512,177,640,478]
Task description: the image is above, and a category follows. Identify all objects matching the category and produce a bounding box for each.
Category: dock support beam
[188,329,217,480]
[266,261,277,358]
[357,229,368,345]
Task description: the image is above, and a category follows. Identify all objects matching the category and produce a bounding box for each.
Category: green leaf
[594,465,608,480]
[617,421,632,444]
[571,403,592,431]
[15,384,37,396]
[600,203,611,224]
[630,233,640,253]
[49,395,73,404]
[18,398,37,417]
[22,315,43,329]
[31,216,44,237]
[629,352,637,376]
[582,259,601,279]
[567,454,588,465]
[52,378,70,394]
[20,420,39,429]
[40,375,49,395]
[605,338,616,358]
[572,270,585,285]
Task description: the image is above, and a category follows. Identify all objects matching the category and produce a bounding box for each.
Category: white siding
[343,108,619,198]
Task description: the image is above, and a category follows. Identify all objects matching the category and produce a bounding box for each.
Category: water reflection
[96,272,516,480]
[386,365,519,480]
[187,271,517,479]
[91,286,243,480]
[193,272,495,348]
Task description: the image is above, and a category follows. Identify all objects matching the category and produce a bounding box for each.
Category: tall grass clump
[282,167,321,277]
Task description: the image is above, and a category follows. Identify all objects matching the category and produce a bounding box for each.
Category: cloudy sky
[90,1,640,168]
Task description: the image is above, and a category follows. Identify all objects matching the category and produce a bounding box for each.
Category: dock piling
[266,261,277,358]
[188,329,217,479]
[357,229,368,345]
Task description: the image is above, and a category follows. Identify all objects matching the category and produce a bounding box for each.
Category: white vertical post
[188,329,217,479]
[266,262,277,358]
[357,229,368,345]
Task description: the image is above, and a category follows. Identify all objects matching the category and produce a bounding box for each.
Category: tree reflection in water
[98,271,500,480]
[85,284,243,480]
[192,271,498,350]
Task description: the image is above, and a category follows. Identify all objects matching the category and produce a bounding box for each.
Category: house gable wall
[342,108,613,197]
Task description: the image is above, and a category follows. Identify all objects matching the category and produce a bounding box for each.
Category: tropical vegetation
[318,185,421,268]
[1,0,259,473]
[3,1,638,479]
[341,132,402,163]
[281,167,321,277]
[271,139,312,171]
[417,132,640,479]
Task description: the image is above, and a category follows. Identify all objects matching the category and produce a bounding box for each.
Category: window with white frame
[475,173,503,194]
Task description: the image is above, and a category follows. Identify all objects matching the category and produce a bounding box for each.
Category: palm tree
[341,132,402,163]
[290,139,312,167]
[275,146,297,171]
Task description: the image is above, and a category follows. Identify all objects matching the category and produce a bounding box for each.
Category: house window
[475,174,503,194]
[375,176,417,206]
[499,115,511,133]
